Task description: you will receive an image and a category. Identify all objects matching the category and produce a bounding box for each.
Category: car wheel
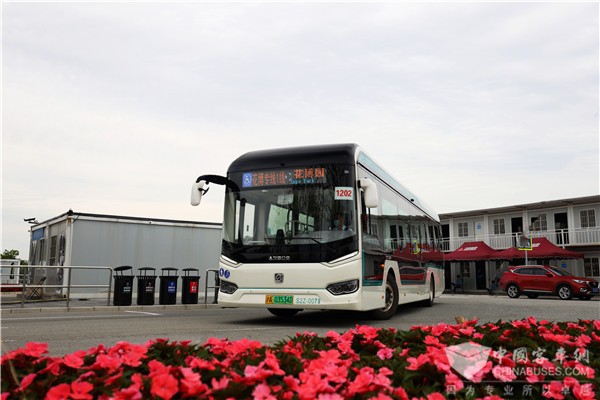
[506,284,520,298]
[526,294,538,299]
[267,308,301,318]
[369,273,399,320]
[557,285,572,300]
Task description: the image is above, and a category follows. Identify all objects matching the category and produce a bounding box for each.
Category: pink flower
[444,372,465,392]
[573,383,596,400]
[377,347,393,360]
[492,365,517,382]
[211,376,230,391]
[253,383,276,400]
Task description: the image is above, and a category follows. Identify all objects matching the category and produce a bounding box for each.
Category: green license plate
[265,295,293,305]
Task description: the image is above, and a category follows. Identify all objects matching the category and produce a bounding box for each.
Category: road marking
[212,327,274,332]
[3,312,161,322]
[124,311,162,316]
[3,314,133,321]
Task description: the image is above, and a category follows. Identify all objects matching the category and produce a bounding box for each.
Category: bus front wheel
[268,308,301,318]
[369,274,399,320]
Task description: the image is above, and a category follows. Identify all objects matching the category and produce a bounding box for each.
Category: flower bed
[1,318,598,399]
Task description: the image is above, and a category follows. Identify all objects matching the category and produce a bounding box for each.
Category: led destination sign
[242,167,326,188]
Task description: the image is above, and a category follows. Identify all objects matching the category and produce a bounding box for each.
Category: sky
[2,1,599,259]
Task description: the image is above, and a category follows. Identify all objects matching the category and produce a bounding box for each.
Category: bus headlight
[327,279,359,295]
[219,280,238,294]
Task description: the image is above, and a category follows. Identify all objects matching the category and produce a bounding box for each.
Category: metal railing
[204,269,220,304]
[441,227,600,252]
[0,265,113,308]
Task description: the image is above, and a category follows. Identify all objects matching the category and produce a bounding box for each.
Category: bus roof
[228,143,439,221]
[228,143,359,171]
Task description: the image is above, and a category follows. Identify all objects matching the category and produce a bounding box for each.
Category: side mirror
[191,181,205,206]
[546,273,553,277]
[360,178,379,208]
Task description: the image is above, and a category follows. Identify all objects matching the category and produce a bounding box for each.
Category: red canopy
[492,237,584,260]
[445,241,497,261]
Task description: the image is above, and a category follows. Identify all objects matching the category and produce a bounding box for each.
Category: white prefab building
[27,211,222,298]
[439,195,600,292]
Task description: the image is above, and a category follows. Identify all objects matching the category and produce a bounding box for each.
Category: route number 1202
[335,187,354,200]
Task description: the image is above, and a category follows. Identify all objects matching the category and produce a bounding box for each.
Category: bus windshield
[222,164,358,263]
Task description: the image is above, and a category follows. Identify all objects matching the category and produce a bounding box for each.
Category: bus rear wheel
[369,274,399,320]
[268,308,301,318]
[421,278,435,307]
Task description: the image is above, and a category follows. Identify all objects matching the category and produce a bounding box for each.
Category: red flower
[69,381,94,400]
[407,353,430,370]
[93,354,122,372]
[426,393,446,400]
[63,350,86,369]
[23,342,49,358]
[45,383,71,400]
[542,381,566,399]
[179,367,209,396]
[18,373,36,391]
[150,373,179,400]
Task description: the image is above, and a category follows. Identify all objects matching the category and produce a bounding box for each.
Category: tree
[1,249,28,265]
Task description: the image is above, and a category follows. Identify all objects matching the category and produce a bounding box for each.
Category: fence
[0,265,222,308]
[0,265,113,308]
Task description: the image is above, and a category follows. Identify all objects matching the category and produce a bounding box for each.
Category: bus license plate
[265,295,293,305]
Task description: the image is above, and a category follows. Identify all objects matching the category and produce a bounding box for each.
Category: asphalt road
[2,294,599,356]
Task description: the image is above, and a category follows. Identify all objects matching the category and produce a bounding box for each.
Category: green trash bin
[113,266,134,306]
[159,268,178,305]
[137,267,156,305]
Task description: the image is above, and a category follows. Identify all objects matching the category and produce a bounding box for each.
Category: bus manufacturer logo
[269,255,290,261]
[274,273,284,284]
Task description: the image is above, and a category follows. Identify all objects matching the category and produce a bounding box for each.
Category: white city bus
[191,144,444,319]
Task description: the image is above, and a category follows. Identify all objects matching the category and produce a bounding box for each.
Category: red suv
[499,265,599,300]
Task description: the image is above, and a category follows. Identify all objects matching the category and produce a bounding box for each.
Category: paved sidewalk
[0,292,221,313]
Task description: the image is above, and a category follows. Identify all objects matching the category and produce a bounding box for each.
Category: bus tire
[268,308,301,318]
[421,277,435,307]
[369,274,399,320]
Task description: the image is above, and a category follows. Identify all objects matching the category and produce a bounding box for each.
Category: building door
[511,217,523,247]
[444,262,452,290]
[554,213,569,244]
[475,261,487,290]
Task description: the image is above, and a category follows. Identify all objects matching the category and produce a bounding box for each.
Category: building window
[460,261,470,277]
[493,219,505,235]
[530,214,547,231]
[458,222,469,237]
[49,235,58,266]
[584,258,599,277]
[581,210,597,228]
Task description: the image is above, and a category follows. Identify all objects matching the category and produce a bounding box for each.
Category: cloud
[2,1,598,256]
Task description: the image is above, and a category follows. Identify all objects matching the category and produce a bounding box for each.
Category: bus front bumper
[217,288,366,311]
